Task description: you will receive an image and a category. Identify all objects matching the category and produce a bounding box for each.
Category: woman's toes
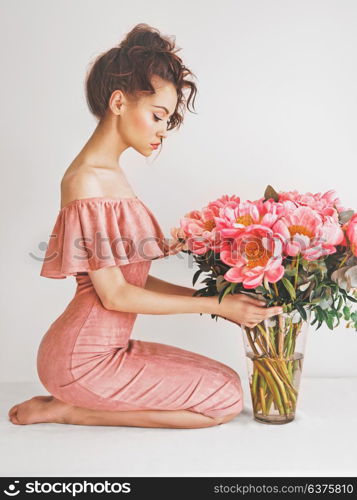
[8,397,45,425]
[8,406,20,424]
[8,395,70,425]
[11,410,20,425]
[8,404,19,420]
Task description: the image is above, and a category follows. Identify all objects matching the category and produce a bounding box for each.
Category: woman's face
[114,77,178,157]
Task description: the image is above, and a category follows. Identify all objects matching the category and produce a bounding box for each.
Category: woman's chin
[144,147,155,156]
[132,145,152,157]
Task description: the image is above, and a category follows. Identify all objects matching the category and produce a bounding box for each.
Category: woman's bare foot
[8,396,240,428]
[8,395,73,425]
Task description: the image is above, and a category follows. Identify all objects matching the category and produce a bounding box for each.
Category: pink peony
[220,225,285,289]
[346,213,357,256]
[278,189,349,222]
[273,205,344,261]
[214,199,279,239]
[207,194,241,212]
[179,208,221,255]
[169,226,189,253]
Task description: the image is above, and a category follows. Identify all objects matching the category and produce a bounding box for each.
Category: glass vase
[241,308,311,424]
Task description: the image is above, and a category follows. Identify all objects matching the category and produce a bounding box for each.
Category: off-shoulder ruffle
[40,197,181,279]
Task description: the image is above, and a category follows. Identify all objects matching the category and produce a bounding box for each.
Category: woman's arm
[104,275,280,328]
[144,274,196,297]
[106,281,217,316]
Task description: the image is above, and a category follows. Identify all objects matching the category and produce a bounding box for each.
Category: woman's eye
[153,114,170,126]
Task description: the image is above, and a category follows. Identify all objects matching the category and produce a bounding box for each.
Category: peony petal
[260,213,278,227]
[286,241,301,256]
[320,223,344,246]
[224,267,244,283]
[242,273,264,289]
[272,220,291,240]
[265,263,285,283]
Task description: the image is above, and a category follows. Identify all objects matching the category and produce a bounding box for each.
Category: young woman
[8,24,283,429]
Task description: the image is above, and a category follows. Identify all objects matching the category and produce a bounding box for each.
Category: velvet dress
[37,196,244,418]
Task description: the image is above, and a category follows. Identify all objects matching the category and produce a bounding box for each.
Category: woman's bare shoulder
[60,164,102,209]
[60,162,136,209]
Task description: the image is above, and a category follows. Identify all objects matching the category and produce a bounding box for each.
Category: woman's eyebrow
[152,105,173,116]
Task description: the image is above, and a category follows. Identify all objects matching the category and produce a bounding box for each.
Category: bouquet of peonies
[170,186,357,423]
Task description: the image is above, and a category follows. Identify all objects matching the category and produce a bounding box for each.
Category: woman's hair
[85,23,198,132]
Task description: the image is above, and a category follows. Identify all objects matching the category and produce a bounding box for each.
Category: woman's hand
[215,292,283,328]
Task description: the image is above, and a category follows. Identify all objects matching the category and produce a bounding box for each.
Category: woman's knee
[212,377,244,424]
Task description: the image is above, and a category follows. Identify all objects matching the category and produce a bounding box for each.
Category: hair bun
[119,23,171,53]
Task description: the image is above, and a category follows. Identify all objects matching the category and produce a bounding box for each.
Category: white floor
[1,378,356,477]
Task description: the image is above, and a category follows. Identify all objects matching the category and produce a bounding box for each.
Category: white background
[1,0,356,385]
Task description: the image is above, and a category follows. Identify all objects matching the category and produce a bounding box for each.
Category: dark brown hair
[85,23,198,132]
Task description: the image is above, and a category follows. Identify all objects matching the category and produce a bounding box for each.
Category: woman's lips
[150,144,159,149]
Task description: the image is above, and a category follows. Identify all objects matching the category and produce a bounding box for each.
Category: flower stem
[338,251,350,269]
[266,394,274,413]
[261,359,291,413]
[277,314,284,358]
[284,321,294,357]
[254,361,285,416]
[274,360,298,397]
[259,385,267,415]
[256,323,278,356]
[263,358,296,398]
[252,366,259,394]
[294,255,300,289]
[245,327,260,356]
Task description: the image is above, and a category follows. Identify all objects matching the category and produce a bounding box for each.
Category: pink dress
[37,196,243,418]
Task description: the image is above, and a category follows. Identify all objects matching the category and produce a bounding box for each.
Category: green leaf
[346,294,357,303]
[316,307,324,323]
[311,316,318,326]
[218,284,233,304]
[192,269,202,287]
[216,275,228,293]
[281,277,296,301]
[296,303,307,321]
[200,261,211,272]
[343,306,351,320]
[337,295,343,311]
[263,277,273,295]
[231,283,239,294]
[284,268,297,277]
[325,312,334,330]
[338,210,355,225]
[264,185,279,202]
